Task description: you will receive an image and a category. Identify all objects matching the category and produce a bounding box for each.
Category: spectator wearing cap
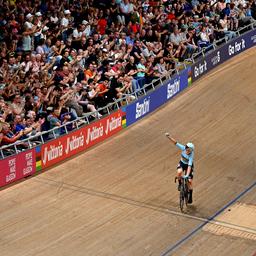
[24,13,34,30]
[22,16,38,52]
[81,20,91,37]
[61,10,72,42]
[33,12,44,48]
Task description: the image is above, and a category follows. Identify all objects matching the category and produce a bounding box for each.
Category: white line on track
[35,176,256,236]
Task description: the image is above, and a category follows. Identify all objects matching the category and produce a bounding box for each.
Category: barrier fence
[0,23,256,188]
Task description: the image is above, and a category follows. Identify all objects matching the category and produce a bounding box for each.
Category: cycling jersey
[176,142,194,166]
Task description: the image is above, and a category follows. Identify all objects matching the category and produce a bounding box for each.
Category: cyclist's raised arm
[165,134,186,149]
[165,133,177,145]
[176,142,186,150]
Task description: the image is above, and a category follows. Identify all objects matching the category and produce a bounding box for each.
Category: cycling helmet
[186,142,194,151]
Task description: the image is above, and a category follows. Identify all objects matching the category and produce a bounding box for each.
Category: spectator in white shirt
[50,10,59,24]
[24,13,34,30]
[61,10,71,42]
[198,25,212,49]
[73,24,85,40]
[118,0,133,25]
[169,26,187,60]
[34,12,43,48]
[82,20,91,37]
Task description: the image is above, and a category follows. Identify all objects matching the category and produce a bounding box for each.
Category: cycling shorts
[177,160,194,179]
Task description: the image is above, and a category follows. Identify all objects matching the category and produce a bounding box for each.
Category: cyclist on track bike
[165,133,194,204]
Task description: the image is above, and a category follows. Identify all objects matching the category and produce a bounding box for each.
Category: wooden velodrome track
[0,48,256,256]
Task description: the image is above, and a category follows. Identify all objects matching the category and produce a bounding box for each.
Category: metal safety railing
[1,21,255,159]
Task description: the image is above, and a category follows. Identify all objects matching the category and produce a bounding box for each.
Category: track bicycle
[175,176,189,212]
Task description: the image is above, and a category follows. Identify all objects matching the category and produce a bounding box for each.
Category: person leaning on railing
[238,3,256,27]
[0,122,25,147]
[12,114,42,140]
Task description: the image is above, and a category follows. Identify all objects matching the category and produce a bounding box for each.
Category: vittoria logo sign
[66,133,85,155]
[85,110,123,147]
[41,110,124,168]
[42,142,64,166]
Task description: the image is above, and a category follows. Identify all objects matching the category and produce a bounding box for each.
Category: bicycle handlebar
[175,176,188,183]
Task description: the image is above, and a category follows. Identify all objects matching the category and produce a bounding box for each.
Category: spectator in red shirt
[98,10,108,35]
[95,79,110,108]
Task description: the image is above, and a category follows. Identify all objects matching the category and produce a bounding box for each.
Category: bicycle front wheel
[179,189,185,212]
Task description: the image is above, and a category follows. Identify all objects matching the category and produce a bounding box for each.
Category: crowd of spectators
[0,0,255,151]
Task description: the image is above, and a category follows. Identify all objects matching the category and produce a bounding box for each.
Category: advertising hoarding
[0,149,36,187]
